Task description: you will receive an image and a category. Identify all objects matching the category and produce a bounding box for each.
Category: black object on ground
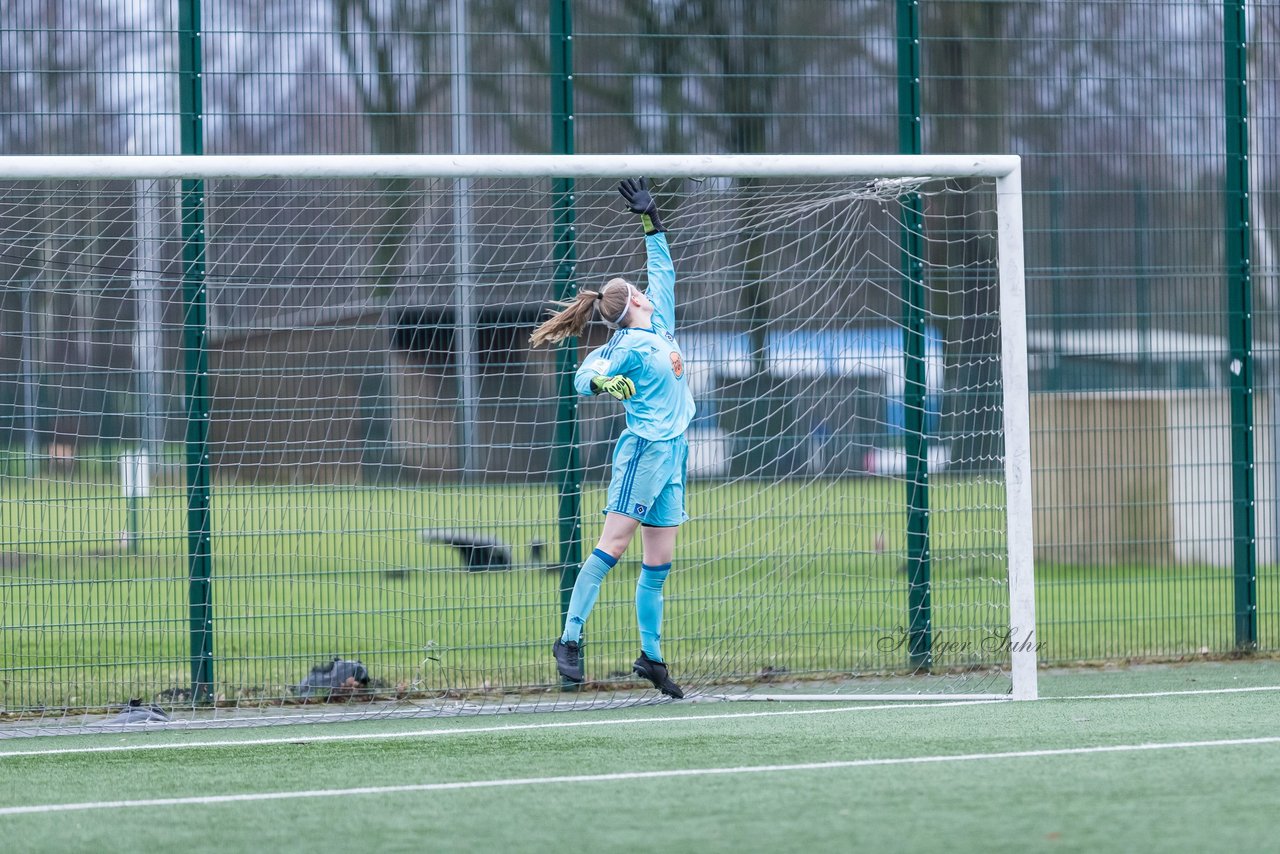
[421,529,513,571]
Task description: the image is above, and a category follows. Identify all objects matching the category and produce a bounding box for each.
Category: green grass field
[0,661,1277,853]
[2,475,1276,710]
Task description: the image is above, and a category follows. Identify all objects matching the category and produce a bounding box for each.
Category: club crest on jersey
[669,351,683,378]
[634,503,648,517]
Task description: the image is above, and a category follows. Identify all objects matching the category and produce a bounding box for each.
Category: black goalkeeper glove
[618,177,665,235]
[590,375,636,401]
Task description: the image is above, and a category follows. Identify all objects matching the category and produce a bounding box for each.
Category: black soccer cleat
[553,639,584,684]
[632,651,684,699]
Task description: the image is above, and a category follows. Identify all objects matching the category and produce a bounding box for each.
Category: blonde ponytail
[529,279,635,347]
[530,290,601,348]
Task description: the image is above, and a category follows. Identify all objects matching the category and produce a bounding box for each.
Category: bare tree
[0,0,140,457]
[333,0,450,291]
[920,2,1015,470]
[204,1,341,153]
[329,0,452,480]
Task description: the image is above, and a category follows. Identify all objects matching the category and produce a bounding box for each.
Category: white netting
[0,165,1023,734]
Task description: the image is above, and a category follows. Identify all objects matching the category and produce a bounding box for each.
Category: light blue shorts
[604,430,689,527]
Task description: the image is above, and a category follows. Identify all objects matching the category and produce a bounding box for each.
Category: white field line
[0,698,1003,759]
[739,683,1280,703]
[2,735,1278,817]
[2,683,1277,761]
[1052,684,1280,701]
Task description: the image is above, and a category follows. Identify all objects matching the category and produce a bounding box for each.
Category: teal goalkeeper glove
[591,375,636,401]
[618,177,665,235]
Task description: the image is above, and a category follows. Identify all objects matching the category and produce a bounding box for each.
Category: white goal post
[0,153,1036,729]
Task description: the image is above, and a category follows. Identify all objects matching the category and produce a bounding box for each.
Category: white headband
[607,283,634,329]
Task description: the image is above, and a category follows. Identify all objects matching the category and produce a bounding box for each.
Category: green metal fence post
[179,0,214,699]
[1223,0,1257,651]
[550,0,583,653]
[898,0,931,671]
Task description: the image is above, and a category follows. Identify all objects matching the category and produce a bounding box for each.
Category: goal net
[0,154,1035,733]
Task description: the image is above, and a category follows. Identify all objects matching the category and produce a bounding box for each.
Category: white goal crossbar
[0,153,1019,181]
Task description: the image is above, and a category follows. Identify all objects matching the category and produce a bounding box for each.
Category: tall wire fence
[0,2,1278,713]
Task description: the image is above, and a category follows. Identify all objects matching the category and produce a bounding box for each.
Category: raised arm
[618,177,676,330]
[644,233,676,331]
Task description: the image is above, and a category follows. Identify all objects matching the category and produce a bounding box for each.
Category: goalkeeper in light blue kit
[530,178,694,698]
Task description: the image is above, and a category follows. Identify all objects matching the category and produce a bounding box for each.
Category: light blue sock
[561,549,618,644]
[636,562,671,662]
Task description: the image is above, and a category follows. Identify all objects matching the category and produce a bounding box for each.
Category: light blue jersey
[574,233,696,442]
